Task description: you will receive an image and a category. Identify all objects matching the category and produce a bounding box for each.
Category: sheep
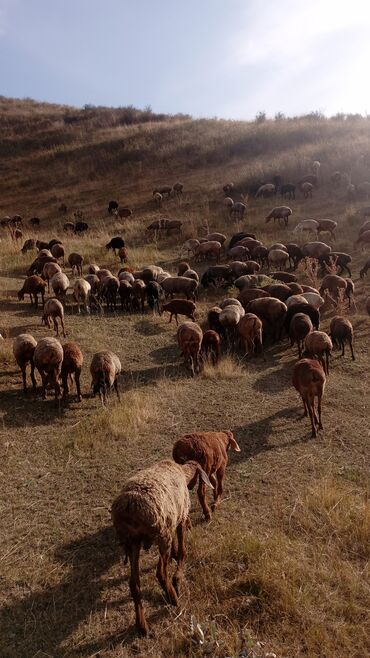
[117,207,133,219]
[177,321,203,376]
[73,278,91,313]
[61,341,83,402]
[298,173,318,187]
[12,228,23,242]
[293,219,319,235]
[64,221,75,232]
[204,232,227,245]
[131,279,146,313]
[118,280,133,311]
[301,292,325,309]
[230,201,246,219]
[253,245,269,266]
[106,236,125,254]
[289,313,313,358]
[360,257,370,278]
[219,305,244,347]
[300,284,319,293]
[312,160,321,175]
[255,183,276,198]
[219,298,243,311]
[316,219,337,240]
[355,229,370,249]
[13,333,37,392]
[29,216,40,226]
[153,191,162,207]
[265,283,292,302]
[329,316,355,360]
[285,303,320,332]
[85,273,100,296]
[285,244,304,270]
[102,276,119,312]
[237,237,262,252]
[238,313,264,358]
[90,350,121,404]
[223,196,234,208]
[320,252,352,277]
[153,185,172,197]
[237,287,270,308]
[269,242,287,251]
[286,294,309,308]
[74,221,89,234]
[68,252,84,276]
[108,200,119,214]
[182,269,199,283]
[268,248,289,270]
[111,459,212,636]
[234,273,272,291]
[304,331,332,375]
[270,271,298,283]
[162,276,198,301]
[201,265,233,288]
[42,262,62,292]
[88,263,100,274]
[300,182,313,198]
[33,337,63,401]
[18,275,46,308]
[223,182,234,195]
[161,299,196,325]
[119,271,135,283]
[195,240,222,262]
[319,274,354,308]
[265,206,292,227]
[51,243,65,263]
[208,306,224,336]
[227,245,249,261]
[287,282,304,295]
[246,298,287,343]
[146,281,162,314]
[201,330,221,365]
[292,358,326,438]
[157,271,171,284]
[41,298,66,337]
[177,261,191,276]
[173,182,184,195]
[229,232,256,249]
[50,272,70,302]
[173,431,240,520]
[118,247,128,263]
[229,261,253,278]
[21,238,36,254]
[28,254,58,276]
[280,183,296,199]
[302,242,331,260]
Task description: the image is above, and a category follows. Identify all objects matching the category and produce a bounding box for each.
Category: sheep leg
[306,395,318,438]
[340,340,345,357]
[156,546,178,605]
[325,350,330,375]
[197,479,211,520]
[113,377,121,402]
[172,521,186,595]
[52,369,61,401]
[317,391,324,430]
[30,361,37,390]
[61,316,66,338]
[213,465,225,509]
[75,369,82,402]
[349,340,355,361]
[62,371,69,398]
[301,395,308,417]
[53,318,59,337]
[168,313,172,323]
[21,367,27,393]
[40,371,48,399]
[128,543,148,636]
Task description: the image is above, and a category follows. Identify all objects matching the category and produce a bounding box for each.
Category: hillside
[0,97,369,658]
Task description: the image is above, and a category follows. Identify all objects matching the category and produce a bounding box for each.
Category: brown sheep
[177,321,203,376]
[18,275,46,308]
[292,359,326,438]
[265,283,292,302]
[270,271,298,283]
[68,252,84,276]
[304,331,333,375]
[355,229,370,249]
[61,342,83,402]
[329,316,355,360]
[42,298,66,337]
[90,350,121,405]
[227,245,249,261]
[42,262,62,292]
[161,299,196,325]
[195,240,222,262]
[265,206,292,227]
[177,261,190,276]
[201,329,221,365]
[237,287,270,309]
[33,337,63,401]
[319,274,354,308]
[289,313,313,358]
[172,431,240,520]
[207,306,224,337]
[51,243,65,263]
[317,219,337,240]
[119,280,133,311]
[246,297,287,343]
[12,333,37,392]
[118,246,128,263]
[132,279,146,313]
[50,272,70,302]
[301,181,313,198]
[238,313,264,358]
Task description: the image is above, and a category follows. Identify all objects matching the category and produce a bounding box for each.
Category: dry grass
[0,98,369,658]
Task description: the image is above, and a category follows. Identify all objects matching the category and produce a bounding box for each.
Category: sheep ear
[228,435,241,452]
[197,466,214,489]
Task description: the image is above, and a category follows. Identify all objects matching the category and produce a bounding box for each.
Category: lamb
[68,252,84,276]
[304,331,332,375]
[161,276,198,301]
[201,265,233,288]
[111,459,212,636]
[73,278,91,313]
[289,313,313,358]
[161,299,196,325]
[177,261,191,276]
[360,257,370,278]
[355,229,370,249]
[302,242,331,259]
[300,182,313,198]
[285,303,320,332]
[42,262,62,291]
[265,206,292,227]
[61,341,83,402]
[238,313,264,358]
[51,243,65,263]
[41,298,66,337]
[118,247,128,263]
[173,182,184,195]
[21,238,36,254]
[268,248,289,270]
[201,330,221,365]
[90,350,121,404]
[33,337,64,401]
[18,275,47,308]
[246,298,287,343]
[146,281,162,314]
[12,333,37,392]
[319,274,354,308]
[153,191,162,207]
[280,183,296,199]
[255,183,276,198]
[194,240,222,262]
[292,358,326,438]
[50,272,70,302]
[177,321,203,376]
[329,316,355,360]
[173,431,240,520]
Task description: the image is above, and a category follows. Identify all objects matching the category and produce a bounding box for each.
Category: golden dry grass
[0,98,369,658]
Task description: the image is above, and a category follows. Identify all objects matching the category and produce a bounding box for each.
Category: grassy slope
[0,98,369,658]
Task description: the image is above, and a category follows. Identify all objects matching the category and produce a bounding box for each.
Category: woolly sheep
[301,292,325,309]
[51,243,65,263]
[33,337,63,401]
[238,313,264,358]
[246,297,287,342]
[161,299,196,325]
[300,182,313,198]
[42,298,66,338]
[265,206,292,227]
[181,239,200,257]
[227,245,249,261]
[61,341,83,402]
[230,201,246,219]
[285,303,320,332]
[182,269,199,283]
[177,261,190,276]
[302,242,331,259]
[289,313,313,358]
[329,316,355,360]
[68,252,84,276]
[355,229,370,249]
[177,321,203,376]
[286,294,309,308]
[201,330,221,365]
[360,257,370,278]
[88,263,100,274]
[219,305,244,346]
[18,275,47,308]
[293,219,319,235]
[42,262,62,292]
[255,183,276,198]
[90,350,121,405]
[292,358,326,438]
[13,333,37,392]
[304,331,332,375]
[319,274,354,308]
[73,278,91,313]
[195,240,222,262]
[50,272,70,301]
[204,232,227,245]
[162,276,198,301]
[316,219,337,239]
[268,248,289,270]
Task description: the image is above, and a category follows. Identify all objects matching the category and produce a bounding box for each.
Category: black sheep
[285,303,320,332]
[108,200,119,214]
[146,281,162,314]
[106,236,125,253]
[74,221,89,234]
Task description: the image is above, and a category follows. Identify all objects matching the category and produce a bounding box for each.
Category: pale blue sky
[1,0,370,118]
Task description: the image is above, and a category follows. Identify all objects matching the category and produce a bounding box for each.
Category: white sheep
[42,298,66,337]
[293,219,319,235]
[50,272,70,301]
[73,278,91,313]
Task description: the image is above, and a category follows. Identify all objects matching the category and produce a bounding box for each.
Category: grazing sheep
[234,273,272,291]
[118,246,129,263]
[21,238,36,254]
[119,271,134,283]
[117,207,133,219]
[177,321,203,376]
[51,243,65,263]
[287,282,304,295]
[42,262,62,292]
[29,216,40,226]
[90,350,121,404]
[289,313,313,358]
[329,316,355,360]
[286,294,309,308]
[237,237,262,253]
[302,242,331,260]
[182,269,199,283]
[293,219,319,235]
[161,299,196,325]
[85,274,100,297]
[227,245,250,261]
[219,305,245,346]
[42,298,66,338]
[320,252,352,277]
[253,245,269,266]
[201,265,233,288]
[64,221,75,232]
[106,237,125,254]
[292,359,326,438]
[68,252,84,276]
[173,182,184,195]
[147,218,182,235]
[88,263,100,274]
[246,298,287,343]
[102,276,119,312]
[162,276,198,301]
[237,287,269,308]
[265,206,292,227]
[18,275,46,308]
[268,248,289,270]
[74,221,89,234]
[195,240,222,262]
[285,244,304,270]
[265,283,292,302]
[132,279,146,313]
[28,254,58,276]
[317,219,337,240]
[238,313,264,358]
[255,183,276,198]
[219,297,243,311]
[298,174,318,187]
[33,337,63,401]
[223,182,234,195]
[13,333,37,392]
[177,261,191,276]
[173,431,240,519]
[73,278,91,313]
[270,271,298,283]
[301,292,325,309]
[300,182,313,198]
[285,303,320,332]
[355,229,370,249]
[204,232,227,245]
[229,232,256,249]
[280,183,296,199]
[118,280,133,311]
[153,185,172,197]
[50,272,70,302]
[304,331,332,375]
[360,257,370,278]
[230,201,246,219]
[112,459,212,636]
[319,274,354,308]
[108,200,119,214]
[201,330,221,365]
[146,281,162,314]
[61,341,83,402]
[153,191,162,207]
[97,268,113,281]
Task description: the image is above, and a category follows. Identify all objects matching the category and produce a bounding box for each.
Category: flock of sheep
[4,162,370,637]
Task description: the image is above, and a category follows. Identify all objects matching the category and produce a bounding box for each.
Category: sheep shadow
[149,343,178,364]
[252,361,293,394]
[134,318,167,336]
[0,526,142,658]
[124,362,184,389]
[0,388,70,427]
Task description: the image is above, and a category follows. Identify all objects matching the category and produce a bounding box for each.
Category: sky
[1,0,370,119]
